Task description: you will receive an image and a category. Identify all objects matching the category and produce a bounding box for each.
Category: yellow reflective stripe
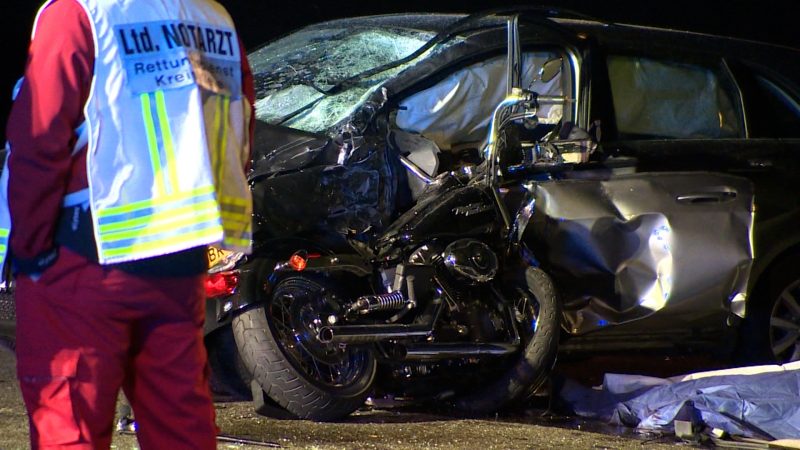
[102,224,224,258]
[140,93,167,197]
[99,199,220,234]
[216,96,230,187]
[224,227,250,238]
[223,237,250,248]
[210,96,223,184]
[219,195,249,207]
[223,228,250,245]
[220,209,249,219]
[154,90,180,194]
[98,185,215,217]
[101,209,221,242]
[0,228,9,256]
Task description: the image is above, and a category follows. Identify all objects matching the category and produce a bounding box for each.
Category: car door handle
[676,191,737,204]
[747,158,773,168]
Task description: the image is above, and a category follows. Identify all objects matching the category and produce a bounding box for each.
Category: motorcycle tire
[454,266,561,413]
[233,276,376,421]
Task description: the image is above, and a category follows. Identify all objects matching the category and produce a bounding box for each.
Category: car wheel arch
[736,245,800,364]
[748,241,800,307]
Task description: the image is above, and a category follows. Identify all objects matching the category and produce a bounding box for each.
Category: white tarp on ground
[558,361,800,440]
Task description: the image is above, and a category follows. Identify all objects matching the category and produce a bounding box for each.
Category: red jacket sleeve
[6,0,93,260]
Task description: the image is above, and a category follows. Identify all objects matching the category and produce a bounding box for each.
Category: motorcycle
[206,18,581,421]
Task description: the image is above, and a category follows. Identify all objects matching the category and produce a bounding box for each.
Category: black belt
[55,205,208,277]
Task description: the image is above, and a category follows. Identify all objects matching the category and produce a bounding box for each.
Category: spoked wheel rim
[769,278,800,362]
[513,286,542,344]
[269,278,372,390]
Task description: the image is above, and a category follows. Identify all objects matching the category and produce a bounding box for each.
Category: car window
[249,26,450,132]
[607,55,742,139]
[395,51,570,150]
[734,68,800,138]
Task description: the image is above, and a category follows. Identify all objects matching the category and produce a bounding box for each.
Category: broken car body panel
[522,172,753,335]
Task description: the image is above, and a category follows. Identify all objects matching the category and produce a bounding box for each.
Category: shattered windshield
[250,25,443,133]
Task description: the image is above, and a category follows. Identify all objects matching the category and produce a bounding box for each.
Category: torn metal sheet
[558,361,800,440]
[250,132,400,240]
[249,123,332,178]
[524,172,754,335]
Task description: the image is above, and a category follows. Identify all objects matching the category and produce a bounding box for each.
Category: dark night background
[1,1,797,143]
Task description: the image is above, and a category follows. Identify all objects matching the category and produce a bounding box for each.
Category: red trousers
[15,247,217,450]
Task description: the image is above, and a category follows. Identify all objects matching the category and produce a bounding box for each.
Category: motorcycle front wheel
[233,276,376,421]
[454,266,561,413]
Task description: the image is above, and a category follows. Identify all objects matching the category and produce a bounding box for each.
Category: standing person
[0,0,254,448]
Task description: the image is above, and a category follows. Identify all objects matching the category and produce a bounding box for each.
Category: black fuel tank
[376,175,498,253]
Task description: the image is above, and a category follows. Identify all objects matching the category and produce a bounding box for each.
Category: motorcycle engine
[441,239,498,284]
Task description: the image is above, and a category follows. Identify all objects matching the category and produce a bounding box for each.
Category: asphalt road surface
[0,345,696,450]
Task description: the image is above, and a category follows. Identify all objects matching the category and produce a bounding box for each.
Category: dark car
[195,8,800,419]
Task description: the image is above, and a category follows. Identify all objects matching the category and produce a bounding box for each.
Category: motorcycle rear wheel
[454,266,561,413]
[233,276,376,421]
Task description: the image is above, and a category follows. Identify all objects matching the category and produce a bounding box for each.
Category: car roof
[301,11,798,52]
[252,10,800,121]
[297,11,800,89]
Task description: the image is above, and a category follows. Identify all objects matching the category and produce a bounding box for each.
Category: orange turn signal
[289,252,307,271]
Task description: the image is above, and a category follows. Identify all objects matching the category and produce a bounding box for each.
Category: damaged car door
[581,41,800,362]
[522,172,754,337]
[500,18,756,353]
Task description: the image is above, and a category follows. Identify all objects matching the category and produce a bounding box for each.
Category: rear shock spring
[346,291,407,316]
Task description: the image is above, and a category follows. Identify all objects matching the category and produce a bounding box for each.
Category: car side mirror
[539,58,562,83]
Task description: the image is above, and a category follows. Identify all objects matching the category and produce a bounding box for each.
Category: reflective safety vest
[0,0,252,278]
[0,151,9,286]
[0,81,23,285]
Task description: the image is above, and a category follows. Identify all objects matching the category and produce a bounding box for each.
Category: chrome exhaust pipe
[400,342,518,360]
[318,324,431,344]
